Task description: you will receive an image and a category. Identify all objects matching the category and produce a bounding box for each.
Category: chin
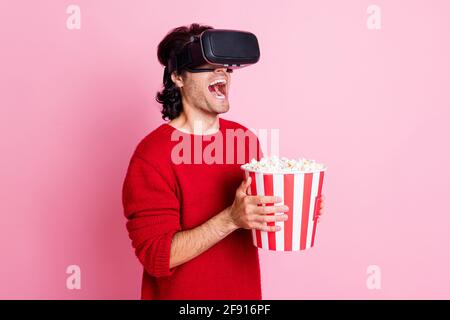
[205,98,229,114]
[214,102,230,114]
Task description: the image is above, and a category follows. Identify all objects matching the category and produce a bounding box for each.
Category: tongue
[209,84,223,96]
[218,84,225,95]
[214,85,222,95]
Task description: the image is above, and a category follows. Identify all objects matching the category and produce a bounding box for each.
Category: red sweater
[122,117,263,299]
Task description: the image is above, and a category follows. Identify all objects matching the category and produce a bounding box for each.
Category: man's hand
[316,195,325,223]
[226,176,289,232]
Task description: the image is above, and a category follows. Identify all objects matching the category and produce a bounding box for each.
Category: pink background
[1,0,449,299]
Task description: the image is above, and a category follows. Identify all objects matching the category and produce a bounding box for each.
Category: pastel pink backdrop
[1,0,449,299]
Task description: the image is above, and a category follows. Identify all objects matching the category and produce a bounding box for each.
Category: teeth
[212,91,225,99]
[209,79,226,86]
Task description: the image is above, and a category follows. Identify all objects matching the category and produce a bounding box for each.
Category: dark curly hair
[156,23,214,121]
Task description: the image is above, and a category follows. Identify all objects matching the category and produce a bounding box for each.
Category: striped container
[241,166,326,251]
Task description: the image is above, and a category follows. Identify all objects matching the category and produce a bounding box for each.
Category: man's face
[177,63,231,115]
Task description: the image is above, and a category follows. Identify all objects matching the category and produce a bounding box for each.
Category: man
[122,23,325,300]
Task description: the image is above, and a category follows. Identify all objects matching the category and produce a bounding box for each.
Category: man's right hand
[226,176,289,232]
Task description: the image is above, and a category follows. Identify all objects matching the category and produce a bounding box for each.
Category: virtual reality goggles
[165,29,260,81]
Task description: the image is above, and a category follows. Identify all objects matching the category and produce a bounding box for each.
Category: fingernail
[276,196,283,202]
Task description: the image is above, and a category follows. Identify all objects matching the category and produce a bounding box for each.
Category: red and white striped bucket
[241,167,326,251]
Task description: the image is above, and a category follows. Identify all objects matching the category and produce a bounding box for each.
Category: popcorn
[241,155,327,251]
[241,155,326,173]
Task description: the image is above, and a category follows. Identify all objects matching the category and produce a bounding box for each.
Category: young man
[122,23,325,300]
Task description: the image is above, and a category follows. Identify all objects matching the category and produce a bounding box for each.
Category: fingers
[252,213,288,223]
[255,204,289,215]
[317,201,324,222]
[318,197,324,215]
[251,222,282,232]
[247,195,283,205]
[248,212,288,232]
[318,196,325,217]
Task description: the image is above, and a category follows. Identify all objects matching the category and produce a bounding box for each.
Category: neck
[168,108,220,135]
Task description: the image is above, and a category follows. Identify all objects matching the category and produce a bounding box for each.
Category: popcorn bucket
[241,167,326,251]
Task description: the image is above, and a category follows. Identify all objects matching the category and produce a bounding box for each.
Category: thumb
[239,176,252,194]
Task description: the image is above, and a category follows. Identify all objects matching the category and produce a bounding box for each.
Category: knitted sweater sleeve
[122,154,181,277]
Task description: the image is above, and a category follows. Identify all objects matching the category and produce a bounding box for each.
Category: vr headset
[164,29,260,83]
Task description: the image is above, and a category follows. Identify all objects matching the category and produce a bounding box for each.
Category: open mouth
[208,79,227,100]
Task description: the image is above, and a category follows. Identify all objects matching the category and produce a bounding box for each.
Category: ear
[171,71,184,88]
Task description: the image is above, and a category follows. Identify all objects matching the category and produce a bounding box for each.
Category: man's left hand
[317,195,325,223]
